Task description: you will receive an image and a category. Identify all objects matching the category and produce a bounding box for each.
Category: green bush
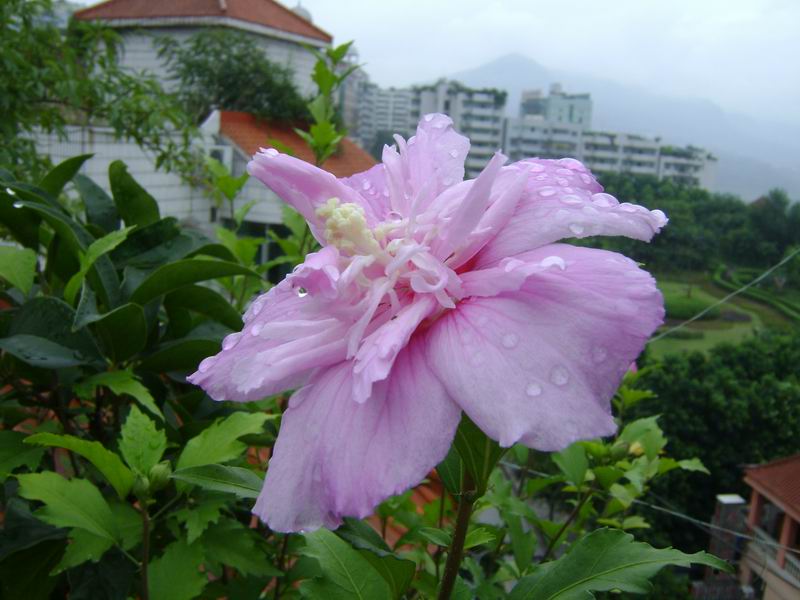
[664,294,720,321]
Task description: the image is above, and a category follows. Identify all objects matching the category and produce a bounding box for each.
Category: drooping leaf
[301,529,392,600]
[64,226,135,304]
[0,334,92,368]
[17,472,120,544]
[0,431,45,480]
[74,370,162,419]
[66,548,136,600]
[0,498,66,562]
[129,258,259,305]
[148,540,207,600]
[170,464,263,499]
[0,246,37,294]
[118,405,166,475]
[201,519,281,577]
[165,284,243,331]
[25,432,134,499]
[109,160,160,227]
[508,528,730,600]
[77,301,148,362]
[176,412,270,470]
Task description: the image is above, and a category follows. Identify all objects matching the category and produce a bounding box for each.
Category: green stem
[437,475,476,600]
[541,492,589,562]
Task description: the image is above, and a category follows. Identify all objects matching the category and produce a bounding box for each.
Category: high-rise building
[520,83,593,128]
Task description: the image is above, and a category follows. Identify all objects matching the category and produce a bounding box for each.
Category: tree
[157,29,310,124]
[0,0,197,179]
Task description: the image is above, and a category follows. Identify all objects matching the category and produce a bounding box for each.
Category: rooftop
[74,0,332,43]
[220,111,376,178]
[745,454,800,521]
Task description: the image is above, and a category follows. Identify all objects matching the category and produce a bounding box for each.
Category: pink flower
[188,114,666,532]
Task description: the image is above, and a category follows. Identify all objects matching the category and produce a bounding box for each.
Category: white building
[504,116,716,188]
[520,84,593,128]
[32,0,377,235]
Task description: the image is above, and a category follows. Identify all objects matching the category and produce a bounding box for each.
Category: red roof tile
[74,0,332,43]
[745,454,800,520]
[220,111,376,179]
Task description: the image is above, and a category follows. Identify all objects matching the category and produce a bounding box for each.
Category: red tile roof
[74,0,332,43]
[745,454,800,521]
[220,111,376,179]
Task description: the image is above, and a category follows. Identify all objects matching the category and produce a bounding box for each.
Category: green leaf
[553,443,589,487]
[506,512,536,574]
[109,160,160,227]
[170,464,263,498]
[234,199,258,227]
[0,188,41,248]
[118,406,166,475]
[25,433,134,499]
[453,414,506,495]
[202,519,281,577]
[436,445,465,496]
[74,173,119,233]
[148,539,207,600]
[51,528,114,575]
[64,226,135,304]
[176,412,270,470]
[618,417,666,460]
[301,529,392,600]
[129,258,259,305]
[509,528,730,599]
[75,370,162,419]
[336,519,415,599]
[83,301,148,362]
[137,337,220,373]
[0,431,44,480]
[173,497,227,544]
[39,154,93,197]
[165,284,243,331]
[17,472,120,544]
[0,334,91,368]
[0,246,37,294]
[464,526,497,549]
[418,527,451,547]
[0,539,65,600]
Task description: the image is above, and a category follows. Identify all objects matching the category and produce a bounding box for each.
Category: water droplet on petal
[362,180,371,191]
[424,114,434,122]
[561,194,583,205]
[251,322,264,336]
[449,149,459,158]
[527,162,545,173]
[198,356,217,373]
[297,287,308,298]
[591,193,617,207]
[541,255,566,271]
[550,366,570,386]
[535,174,548,181]
[592,346,608,363]
[502,333,519,349]
[569,223,585,235]
[222,332,242,351]
[539,186,556,197]
[620,203,639,213]
[580,173,593,184]
[526,382,543,397]
[582,205,600,216]
[556,168,573,176]
[264,148,279,157]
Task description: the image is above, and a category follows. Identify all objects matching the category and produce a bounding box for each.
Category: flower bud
[132,474,150,499]
[148,461,172,492]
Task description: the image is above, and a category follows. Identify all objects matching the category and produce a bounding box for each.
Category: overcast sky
[72,0,799,125]
[297,0,799,125]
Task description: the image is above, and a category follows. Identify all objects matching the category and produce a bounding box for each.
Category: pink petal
[254,338,461,532]
[474,158,667,268]
[340,163,392,220]
[247,150,380,242]
[187,282,348,402]
[424,244,664,450]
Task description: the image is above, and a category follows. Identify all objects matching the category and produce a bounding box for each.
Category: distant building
[410,79,506,177]
[520,83,593,128]
[504,116,716,188]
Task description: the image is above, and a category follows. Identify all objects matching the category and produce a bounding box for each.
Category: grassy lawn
[647,276,784,358]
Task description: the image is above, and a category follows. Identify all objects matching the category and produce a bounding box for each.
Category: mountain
[449,54,800,200]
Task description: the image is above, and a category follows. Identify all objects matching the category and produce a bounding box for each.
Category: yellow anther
[316,198,382,256]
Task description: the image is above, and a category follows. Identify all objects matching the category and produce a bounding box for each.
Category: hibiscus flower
[188,114,666,532]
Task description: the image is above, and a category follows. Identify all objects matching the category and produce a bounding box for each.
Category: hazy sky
[72,0,799,125]
[297,0,799,125]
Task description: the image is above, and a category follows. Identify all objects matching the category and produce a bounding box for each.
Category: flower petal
[248,150,380,242]
[340,164,393,220]
[475,158,667,267]
[424,244,664,450]
[187,282,348,402]
[254,339,461,532]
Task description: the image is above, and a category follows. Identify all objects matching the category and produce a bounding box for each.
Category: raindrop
[6,187,17,196]
[12,202,23,209]
[556,178,569,187]
[592,346,608,363]
[538,187,556,197]
[580,174,593,184]
[620,203,638,213]
[502,333,519,349]
[550,366,570,386]
[251,322,264,336]
[449,149,459,158]
[424,114,434,122]
[556,168,573,176]
[264,148,279,157]
[560,194,583,205]
[528,163,545,173]
[569,223,585,236]
[557,158,583,170]
[362,180,371,191]
[251,299,264,316]
[198,356,217,373]
[535,174,547,181]
[591,193,616,207]
[540,256,566,271]
[222,332,242,351]
[297,287,309,298]
[526,382,543,397]
[582,205,600,216]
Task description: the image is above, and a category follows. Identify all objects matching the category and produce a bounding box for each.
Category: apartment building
[520,83,593,128]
